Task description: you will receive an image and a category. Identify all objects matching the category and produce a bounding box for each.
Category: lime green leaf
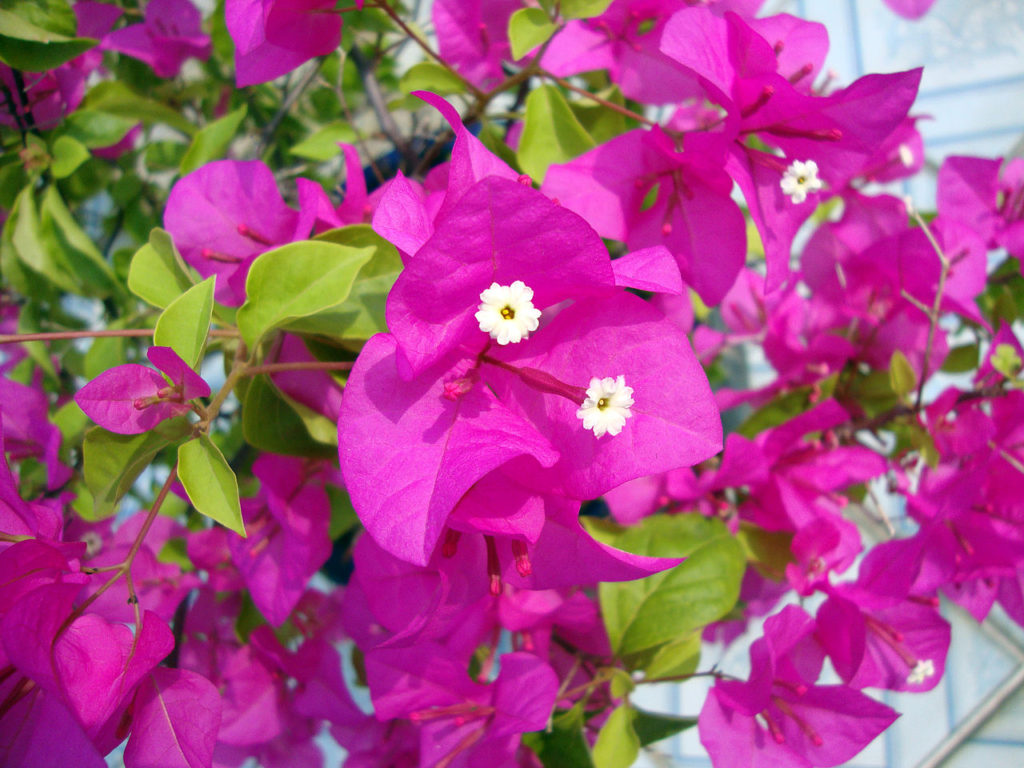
[83,419,192,519]
[236,240,373,347]
[179,105,247,175]
[39,186,117,296]
[290,122,358,161]
[992,343,1022,379]
[240,375,337,458]
[608,668,635,700]
[9,187,78,293]
[592,705,639,768]
[84,333,126,379]
[596,514,744,657]
[50,136,90,178]
[81,81,196,136]
[311,225,403,339]
[643,631,701,680]
[3,0,76,36]
[517,84,595,184]
[62,110,136,149]
[52,398,90,445]
[127,229,196,309]
[14,302,60,383]
[569,87,627,144]
[508,8,556,60]
[399,61,466,96]
[178,434,246,537]
[522,705,594,768]
[560,0,614,19]
[888,349,917,399]
[632,709,696,747]
[153,277,214,368]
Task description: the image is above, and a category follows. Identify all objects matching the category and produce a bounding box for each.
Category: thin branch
[245,360,354,375]
[0,328,238,344]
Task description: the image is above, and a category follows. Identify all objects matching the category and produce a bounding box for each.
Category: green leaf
[290,122,358,161]
[560,0,614,19]
[127,229,196,309]
[38,186,117,296]
[9,186,78,293]
[3,0,77,36]
[736,522,793,581]
[522,705,595,768]
[326,485,360,540]
[508,8,556,60]
[179,105,247,175]
[399,61,466,96]
[517,84,595,184]
[569,87,628,144]
[632,708,696,747]
[592,705,639,768]
[311,225,403,339]
[941,343,979,374]
[608,668,635,700]
[888,349,917,399]
[0,8,95,71]
[240,375,337,458]
[642,631,701,680]
[154,277,215,368]
[62,109,137,149]
[992,343,1022,380]
[178,434,246,537]
[50,136,90,178]
[83,419,192,519]
[595,514,744,657]
[236,240,374,347]
[81,81,196,136]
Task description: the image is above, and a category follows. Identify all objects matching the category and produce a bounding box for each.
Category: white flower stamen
[780,159,824,204]
[907,659,935,685]
[577,375,634,438]
[475,280,541,345]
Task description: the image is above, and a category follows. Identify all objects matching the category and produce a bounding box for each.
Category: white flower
[907,658,935,685]
[475,280,542,345]
[577,376,634,438]
[780,159,824,204]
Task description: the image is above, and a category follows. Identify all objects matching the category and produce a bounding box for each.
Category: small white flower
[577,375,634,438]
[780,159,824,204]
[475,280,542,345]
[907,658,935,685]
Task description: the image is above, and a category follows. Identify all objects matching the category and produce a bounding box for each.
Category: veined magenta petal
[148,346,210,399]
[338,335,559,566]
[74,364,184,435]
[124,668,222,768]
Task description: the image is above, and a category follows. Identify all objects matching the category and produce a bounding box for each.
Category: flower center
[500,305,515,320]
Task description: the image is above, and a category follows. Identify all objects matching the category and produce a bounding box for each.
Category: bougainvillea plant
[5,0,1024,766]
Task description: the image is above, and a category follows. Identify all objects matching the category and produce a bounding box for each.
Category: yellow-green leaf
[889,349,916,399]
[237,240,373,347]
[517,84,595,184]
[178,435,246,536]
[508,7,556,60]
[154,277,215,368]
[399,61,466,96]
